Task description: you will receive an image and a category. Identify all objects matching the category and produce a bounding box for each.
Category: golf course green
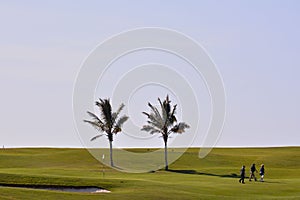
[0,147,299,199]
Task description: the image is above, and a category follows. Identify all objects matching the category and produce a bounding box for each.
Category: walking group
[239,163,265,184]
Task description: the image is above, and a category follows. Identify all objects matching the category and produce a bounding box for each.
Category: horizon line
[1,145,299,149]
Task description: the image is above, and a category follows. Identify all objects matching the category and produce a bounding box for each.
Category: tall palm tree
[141,95,190,170]
[84,98,128,167]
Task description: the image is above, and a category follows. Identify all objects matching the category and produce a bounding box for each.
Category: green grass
[0,147,299,199]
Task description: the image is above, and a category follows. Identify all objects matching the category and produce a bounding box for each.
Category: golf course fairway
[0,147,299,199]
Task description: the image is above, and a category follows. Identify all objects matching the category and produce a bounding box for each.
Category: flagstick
[102,154,105,178]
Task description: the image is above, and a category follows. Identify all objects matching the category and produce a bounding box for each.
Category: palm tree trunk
[109,140,114,167]
[164,141,168,171]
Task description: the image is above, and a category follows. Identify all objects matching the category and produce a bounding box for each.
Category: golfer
[249,163,257,181]
[260,164,265,182]
[239,165,246,184]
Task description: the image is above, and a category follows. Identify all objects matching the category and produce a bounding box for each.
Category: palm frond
[111,112,117,125]
[116,103,125,116]
[147,119,164,130]
[163,95,171,115]
[141,125,161,134]
[158,98,168,125]
[167,104,177,126]
[86,111,104,125]
[142,111,164,129]
[149,129,162,134]
[115,115,129,128]
[170,122,190,133]
[170,104,177,118]
[90,134,104,141]
[147,102,163,126]
[112,115,129,134]
[142,112,150,118]
[112,103,125,125]
[96,98,113,127]
[83,120,106,132]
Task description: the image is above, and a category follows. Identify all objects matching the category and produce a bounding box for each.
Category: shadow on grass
[168,169,238,178]
[112,165,123,170]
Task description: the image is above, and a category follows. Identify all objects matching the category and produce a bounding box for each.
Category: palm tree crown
[84,98,128,166]
[141,95,190,170]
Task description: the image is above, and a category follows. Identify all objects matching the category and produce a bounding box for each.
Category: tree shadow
[112,165,123,170]
[168,169,238,178]
[168,170,282,184]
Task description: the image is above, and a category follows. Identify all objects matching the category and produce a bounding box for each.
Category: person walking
[239,165,246,184]
[260,164,265,182]
[249,163,257,181]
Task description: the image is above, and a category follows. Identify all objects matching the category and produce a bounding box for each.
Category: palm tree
[84,98,128,167]
[141,95,190,170]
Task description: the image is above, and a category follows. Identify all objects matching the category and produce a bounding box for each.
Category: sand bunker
[0,184,111,193]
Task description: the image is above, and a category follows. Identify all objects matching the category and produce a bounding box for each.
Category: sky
[0,0,299,148]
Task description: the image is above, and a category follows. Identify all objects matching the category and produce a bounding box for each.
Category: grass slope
[0,147,299,200]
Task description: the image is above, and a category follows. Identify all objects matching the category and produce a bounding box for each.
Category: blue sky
[0,1,299,147]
